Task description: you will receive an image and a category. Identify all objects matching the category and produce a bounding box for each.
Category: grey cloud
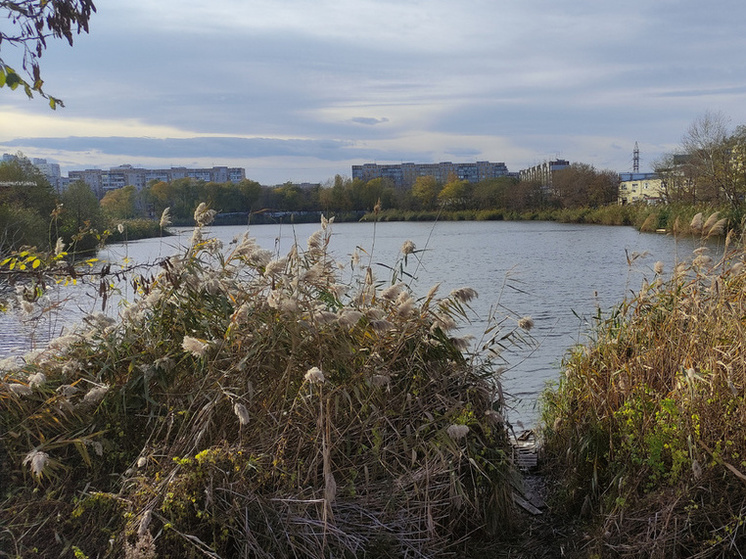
[653,85,746,99]
[4,0,746,184]
[350,117,389,126]
[444,147,482,158]
[2,136,429,163]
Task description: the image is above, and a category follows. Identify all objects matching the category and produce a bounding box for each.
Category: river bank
[1,215,738,557]
[360,203,744,237]
[539,231,746,557]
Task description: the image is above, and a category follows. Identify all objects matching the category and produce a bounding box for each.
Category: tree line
[655,111,746,208]
[107,164,620,222]
[1,154,623,255]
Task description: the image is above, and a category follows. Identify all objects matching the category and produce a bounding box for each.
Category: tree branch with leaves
[0,0,96,107]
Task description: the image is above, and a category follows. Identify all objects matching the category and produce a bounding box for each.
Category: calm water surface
[1,221,707,426]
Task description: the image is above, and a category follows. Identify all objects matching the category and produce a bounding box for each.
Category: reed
[541,225,746,557]
[1,212,522,558]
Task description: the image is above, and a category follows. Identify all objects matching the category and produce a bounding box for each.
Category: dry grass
[0,213,523,558]
[541,216,746,557]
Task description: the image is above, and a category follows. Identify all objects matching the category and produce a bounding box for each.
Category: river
[1,220,709,427]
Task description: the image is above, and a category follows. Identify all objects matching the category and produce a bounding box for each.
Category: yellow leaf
[32,259,41,269]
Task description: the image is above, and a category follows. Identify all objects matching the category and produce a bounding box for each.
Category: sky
[2,0,746,185]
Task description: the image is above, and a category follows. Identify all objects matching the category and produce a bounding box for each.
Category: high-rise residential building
[2,154,65,192]
[517,159,570,187]
[33,159,64,192]
[351,161,511,188]
[67,165,247,198]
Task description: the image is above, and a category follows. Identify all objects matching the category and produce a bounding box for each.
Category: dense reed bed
[541,213,746,558]
[1,208,525,558]
[365,204,746,240]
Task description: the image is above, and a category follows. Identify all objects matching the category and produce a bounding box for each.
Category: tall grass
[1,210,524,558]
[541,214,746,557]
[364,204,745,239]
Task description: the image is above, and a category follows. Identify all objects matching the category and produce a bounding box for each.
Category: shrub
[1,213,521,557]
[541,230,746,557]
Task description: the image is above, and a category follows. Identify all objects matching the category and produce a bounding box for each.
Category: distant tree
[393,186,417,211]
[0,204,49,253]
[472,177,520,210]
[319,175,353,212]
[0,154,56,251]
[59,179,102,252]
[351,178,395,211]
[168,178,202,221]
[553,163,618,208]
[199,181,226,211]
[654,154,699,205]
[679,111,732,205]
[236,179,263,211]
[1,0,97,107]
[273,182,304,211]
[142,180,172,218]
[411,176,441,210]
[437,179,472,210]
[0,154,57,216]
[655,112,746,207]
[507,179,552,211]
[100,185,138,219]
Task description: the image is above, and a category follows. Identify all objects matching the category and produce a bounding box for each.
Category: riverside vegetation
[541,212,746,557]
[3,203,746,557]
[0,156,163,261]
[0,206,535,558]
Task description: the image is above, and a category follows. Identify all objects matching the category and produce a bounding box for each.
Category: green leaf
[5,71,21,88]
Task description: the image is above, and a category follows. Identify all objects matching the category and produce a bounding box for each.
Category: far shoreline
[179,203,738,239]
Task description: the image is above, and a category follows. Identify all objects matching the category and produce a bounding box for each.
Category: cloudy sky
[2,0,746,184]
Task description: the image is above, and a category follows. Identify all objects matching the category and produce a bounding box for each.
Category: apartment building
[351,161,511,188]
[68,165,247,198]
[517,159,570,187]
[618,172,663,204]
